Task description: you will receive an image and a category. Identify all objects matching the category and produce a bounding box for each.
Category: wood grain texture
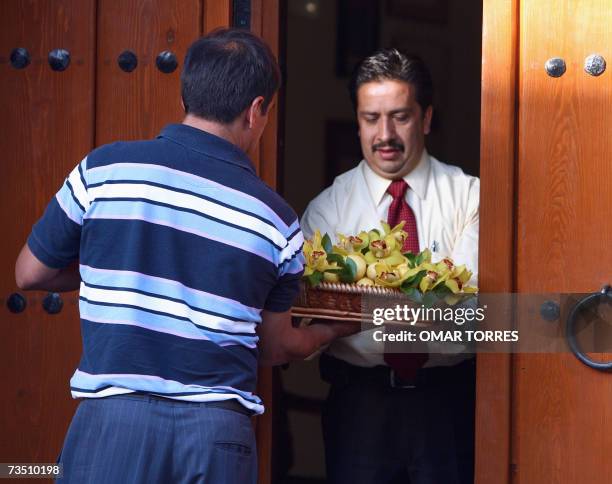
[258,0,281,189]
[514,0,612,482]
[96,0,201,144]
[203,0,231,33]
[247,0,263,173]
[246,0,280,188]
[476,1,518,483]
[250,2,280,483]
[0,0,95,466]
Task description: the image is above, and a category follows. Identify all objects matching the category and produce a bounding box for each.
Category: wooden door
[95,0,200,144]
[0,0,96,466]
[477,0,612,482]
[514,0,612,481]
[1,2,280,483]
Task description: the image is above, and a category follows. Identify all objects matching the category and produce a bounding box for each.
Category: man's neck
[182,114,244,150]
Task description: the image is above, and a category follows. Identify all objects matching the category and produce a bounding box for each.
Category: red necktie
[386,179,419,253]
[383,179,428,380]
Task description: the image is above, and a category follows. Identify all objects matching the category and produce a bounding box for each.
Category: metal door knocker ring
[565,285,612,371]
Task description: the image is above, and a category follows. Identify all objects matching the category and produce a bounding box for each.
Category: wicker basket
[292,281,403,322]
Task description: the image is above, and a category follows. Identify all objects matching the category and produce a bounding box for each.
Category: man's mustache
[372,140,404,152]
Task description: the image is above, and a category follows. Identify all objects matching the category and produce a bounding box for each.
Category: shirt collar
[158,123,256,174]
[362,150,431,206]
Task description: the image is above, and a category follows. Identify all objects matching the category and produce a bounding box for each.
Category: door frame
[204,2,280,483]
[262,0,517,482]
[475,0,518,483]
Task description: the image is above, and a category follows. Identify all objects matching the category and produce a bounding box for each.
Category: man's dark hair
[181,28,281,124]
[348,48,433,114]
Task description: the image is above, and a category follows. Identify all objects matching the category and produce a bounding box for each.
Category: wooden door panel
[0,0,95,463]
[204,0,231,33]
[1,3,280,483]
[249,2,282,482]
[515,0,612,482]
[96,0,201,144]
[518,4,612,290]
[475,0,517,481]
[254,0,281,188]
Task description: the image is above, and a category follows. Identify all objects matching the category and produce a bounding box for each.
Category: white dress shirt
[301,150,480,368]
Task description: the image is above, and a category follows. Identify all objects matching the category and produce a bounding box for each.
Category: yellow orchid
[336,231,369,253]
[418,248,432,264]
[418,264,451,293]
[445,264,478,293]
[303,230,334,276]
[368,234,398,258]
[374,265,404,288]
[373,262,416,288]
[367,229,382,244]
[380,220,409,247]
[301,226,478,302]
[332,244,349,256]
[419,270,439,293]
[364,248,406,265]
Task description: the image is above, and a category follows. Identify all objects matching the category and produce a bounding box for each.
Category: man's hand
[15,244,80,292]
[257,310,360,366]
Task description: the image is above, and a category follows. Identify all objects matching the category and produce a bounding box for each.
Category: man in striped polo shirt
[15,28,357,483]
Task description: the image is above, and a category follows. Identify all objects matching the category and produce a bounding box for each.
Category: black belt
[320,353,475,389]
[102,392,255,417]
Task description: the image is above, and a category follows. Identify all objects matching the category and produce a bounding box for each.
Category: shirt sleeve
[27,157,90,269]
[301,187,339,241]
[451,177,479,285]
[263,220,305,312]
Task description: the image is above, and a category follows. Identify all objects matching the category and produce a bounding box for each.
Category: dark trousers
[56,394,257,484]
[320,355,475,484]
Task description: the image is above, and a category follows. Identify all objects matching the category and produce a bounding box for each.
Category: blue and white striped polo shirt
[28,124,304,414]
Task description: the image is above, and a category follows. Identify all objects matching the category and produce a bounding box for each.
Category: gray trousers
[56,394,257,484]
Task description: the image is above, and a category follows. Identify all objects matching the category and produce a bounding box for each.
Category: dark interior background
[277,0,482,482]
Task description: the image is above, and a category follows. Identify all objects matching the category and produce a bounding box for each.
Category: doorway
[279,0,483,482]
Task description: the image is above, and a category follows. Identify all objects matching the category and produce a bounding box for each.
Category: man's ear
[423,105,433,135]
[247,96,266,129]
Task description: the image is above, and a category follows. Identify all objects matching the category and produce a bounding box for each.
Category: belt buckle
[389,369,417,389]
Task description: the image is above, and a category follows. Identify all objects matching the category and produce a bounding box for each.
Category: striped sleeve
[263,220,305,312]
[27,158,89,268]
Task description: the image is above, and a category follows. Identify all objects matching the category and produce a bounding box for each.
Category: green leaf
[404,270,427,287]
[305,271,324,287]
[321,233,333,254]
[404,252,418,267]
[339,257,357,283]
[346,256,357,273]
[326,253,345,266]
[415,251,426,266]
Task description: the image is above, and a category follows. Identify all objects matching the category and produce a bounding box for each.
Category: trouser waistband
[100,392,255,417]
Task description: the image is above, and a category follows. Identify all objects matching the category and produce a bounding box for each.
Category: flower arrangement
[302,222,477,305]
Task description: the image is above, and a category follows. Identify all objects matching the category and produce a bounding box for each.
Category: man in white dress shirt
[301,49,479,484]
